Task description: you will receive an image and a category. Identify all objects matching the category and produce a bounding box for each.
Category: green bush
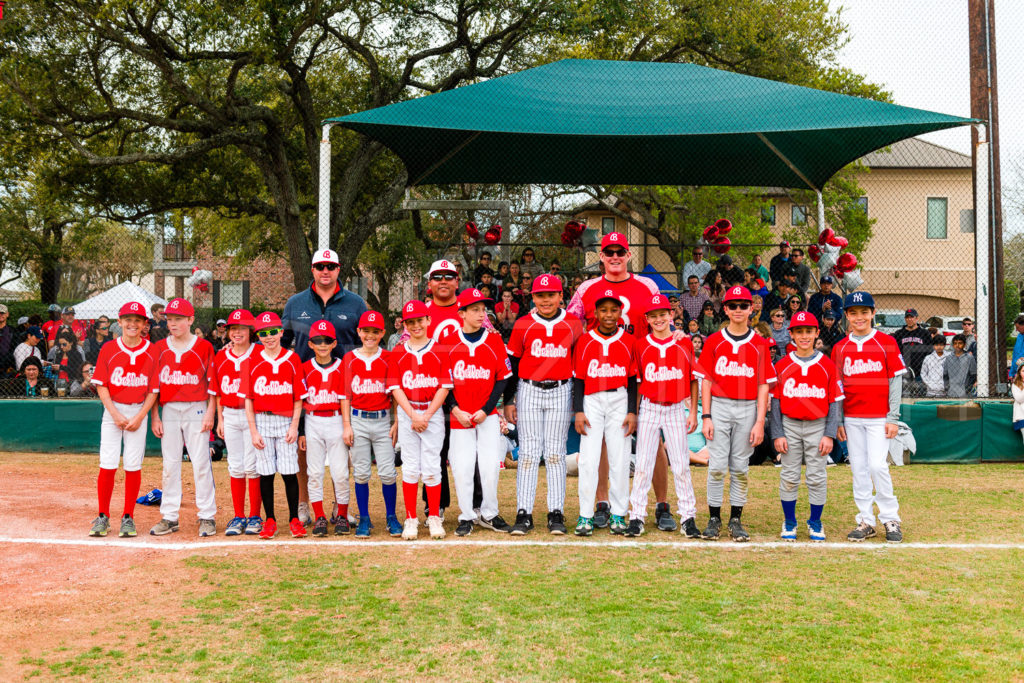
[1005,279,1020,335]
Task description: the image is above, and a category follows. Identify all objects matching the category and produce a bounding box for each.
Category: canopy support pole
[975,123,991,397]
[816,191,825,234]
[755,133,820,193]
[318,123,335,251]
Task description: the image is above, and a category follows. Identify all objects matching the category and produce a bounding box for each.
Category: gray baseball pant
[707,396,757,508]
[351,413,397,485]
[779,416,828,505]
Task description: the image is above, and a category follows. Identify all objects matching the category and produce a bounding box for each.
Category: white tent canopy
[73,281,167,320]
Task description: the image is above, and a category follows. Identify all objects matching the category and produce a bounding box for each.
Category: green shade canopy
[331,59,978,190]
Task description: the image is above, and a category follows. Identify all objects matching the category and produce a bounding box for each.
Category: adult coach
[282,248,368,524]
[567,232,677,531]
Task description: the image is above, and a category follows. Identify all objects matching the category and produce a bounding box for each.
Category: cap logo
[539,276,548,285]
[473,289,481,297]
[262,313,272,322]
[852,293,864,302]
[406,303,414,312]
[131,303,139,311]
[732,287,742,295]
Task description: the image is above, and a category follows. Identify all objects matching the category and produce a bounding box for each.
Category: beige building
[575,138,975,318]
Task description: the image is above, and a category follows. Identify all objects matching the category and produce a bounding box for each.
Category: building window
[854,196,868,215]
[927,197,948,239]
[602,217,616,234]
[761,205,776,225]
[213,280,249,308]
[791,205,808,226]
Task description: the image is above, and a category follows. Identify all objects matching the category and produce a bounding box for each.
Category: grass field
[2,453,1024,680]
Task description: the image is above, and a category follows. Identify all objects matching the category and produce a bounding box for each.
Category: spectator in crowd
[744,269,768,297]
[697,300,719,337]
[210,319,229,351]
[477,284,497,312]
[768,308,791,350]
[1012,315,1024,379]
[83,316,111,365]
[41,304,62,347]
[386,317,404,350]
[961,317,977,355]
[59,306,87,343]
[519,248,544,279]
[807,275,843,320]
[71,362,99,397]
[690,333,704,358]
[818,310,843,351]
[682,246,713,285]
[193,324,209,342]
[944,334,977,398]
[474,251,494,283]
[1012,364,1024,442]
[749,294,763,326]
[716,254,744,286]
[494,261,510,288]
[14,316,30,343]
[769,241,792,288]
[508,261,522,288]
[548,260,563,283]
[453,263,472,292]
[679,274,710,322]
[516,273,536,313]
[751,253,770,285]
[790,248,812,294]
[149,303,169,341]
[785,294,805,320]
[894,308,935,379]
[920,338,948,397]
[762,278,788,317]
[14,325,45,373]
[477,270,496,292]
[48,330,85,387]
[0,304,13,377]
[6,357,54,398]
[701,269,725,312]
[494,289,519,338]
[686,318,701,338]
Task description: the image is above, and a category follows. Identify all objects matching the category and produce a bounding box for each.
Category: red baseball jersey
[506,310,583,381]
[694,330,776,400]
[247,348,306,417]
[831,330,907,419]
[635,334,696,404]
[91,337,156,404]
[303,358,346,413]
[426,301,463,344]
[44,319,86,342]
[342,348,391,411]
[149,336,216,404]
[387,340,453,404]
[773,352,844,420]
[572,329,636,395]
[212,345,256,409]
[448,330,512,428]
[569,273,659,339]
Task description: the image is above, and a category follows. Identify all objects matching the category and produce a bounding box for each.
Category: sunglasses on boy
[256,327,282,338]
[314,263,340,271]
[309,336,334,345]
[430,273,458,281]
[725,302,750,311]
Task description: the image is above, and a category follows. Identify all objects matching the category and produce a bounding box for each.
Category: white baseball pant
[629,398,697,521]
[254,412,300,476]
[449,414,502,522]
[577,388,630,519]
[706,396,758,508]
[221,407,257,479]
[515,381,572,514]
[304,413,349,504]
[844,416,900,525]
[779,416,828,505]
[99,401,148,471]
[396,408,444,486]
[351,413,397,485]
[159,400,216,522]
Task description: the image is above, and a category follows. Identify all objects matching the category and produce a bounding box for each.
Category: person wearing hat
[769,241,792,290]
[770,311,842,542]
[281,248,368,526]
[13,325,45,376]
[41,303,63,349]
[209,318,229,351]
[893,308,936,383]
[0,303,14,377]
[56,306,86,344]
[716,254,744,286]
[818,309,843,351]
[807,275,843,322]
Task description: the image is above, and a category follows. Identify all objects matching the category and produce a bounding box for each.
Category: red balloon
[808,244,822,262]
[560,231,575,246]
[714,218,733,234]
[465,221,480,240]
[703,225,719,241]
[837,253,858,271]
[712,236,731,254]
[818,228,835,246]
[484,225,502,245]
[828,235,849,248]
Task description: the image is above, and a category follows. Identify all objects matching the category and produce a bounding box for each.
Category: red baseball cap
[312,249,339,265]
[254,311,282,331]
[646,293,672,313]
[594,288,624,307]
[722,285,752,303]
[226,309,256,327]
[164,298,195,317]
[358,310,385,330]
[457,288,491,310]
[118,301,148,318]
[531,274,562,294]
[402,300,430,321]
[789,311,819,329]
[310,319,336,339]
[600,232,628,251]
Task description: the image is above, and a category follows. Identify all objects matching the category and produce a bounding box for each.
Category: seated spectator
[549,260,563,281]
[508,261,523,288]
[944,334,977,398]
[519,248,544,279]
[683,246,713,286]
[477,270,496,291]
[194,324,209,342]
[818,311,843,351]
[494,290,519,338]
[768,308,791,350]
[149,303,169,341]
[71,362,99,397]
[210,319,229,351]
[716,254,744,286]
[920,338,947,397]
[47,330,85,386]
[6,357,55,397]
[494,261,510,288]
[697,301,719,337]
[755,321,783,363]
[785,294,805,320]
[686,318,702,338]
[701,269,725,312]
[14,325,45,372]
[478,284,496,312]
[751,253,770,285]
[83,316,111,365]
[679,274,710,322]
[0,303,13,377]
[516,273,536,313]
[387,317,404,350]
[750,294,763,326]
[474,251,495,283]
[1012,364,1024,443]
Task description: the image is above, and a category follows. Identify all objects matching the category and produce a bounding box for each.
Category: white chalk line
[2,535,1024,552]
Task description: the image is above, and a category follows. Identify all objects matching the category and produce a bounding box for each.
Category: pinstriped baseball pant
[629,398,697,521]
[515,381,572,514]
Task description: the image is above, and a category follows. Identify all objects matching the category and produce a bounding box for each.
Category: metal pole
[975,123,991,397]
[318,123,333,251]
[816,190,825,235]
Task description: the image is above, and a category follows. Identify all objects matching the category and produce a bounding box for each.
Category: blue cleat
[781,520,798,542]
[244,516,263,535]
[355,517,372,538]
[385,514,403,537]
[225,517,246,536]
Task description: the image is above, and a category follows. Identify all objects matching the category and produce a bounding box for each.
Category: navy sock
[355,482,370,518]
[809,503,824,522]
[381,482,397,517]
[781,499,797,524]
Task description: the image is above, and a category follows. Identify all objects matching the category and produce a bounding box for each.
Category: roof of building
[859,137,971,169]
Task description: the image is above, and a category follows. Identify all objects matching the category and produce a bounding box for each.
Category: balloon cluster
[466,221,502,245]
[808,229,861,288]
[702,218,733,254]
[561,220,586,247]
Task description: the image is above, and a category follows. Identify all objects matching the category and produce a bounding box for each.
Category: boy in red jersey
[246,312,307,539]
[388,300,452,540]
[148,298,218,537]
[342,311,401,538]
[831,291,906,543]
[504,273,583,535]
[300,319,350,537]
[627,294,699,538]
[212,309,261,537]
[770,311,843,542]
[694,285,776,542]
[448,289,513,537]
[572,291,637,536]
[88,301,158,538]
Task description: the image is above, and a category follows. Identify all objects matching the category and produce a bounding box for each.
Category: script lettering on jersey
[782,377,826,399]
[843,357,883,375]
[714,356,754,378]
[453,360,490,381]
[351,375,386,395]
[587,359,627,378]
[530,338,568,358]
[306,388,337,405]
[253,376,293,395]
[220,375,240,395]
[159,365,199,385]
[643,363,683,382]
[109,366,148,388]
[402,370,439,389]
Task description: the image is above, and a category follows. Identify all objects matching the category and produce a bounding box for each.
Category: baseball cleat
[574,516,594,536]
[118,515,137,538]
[89,514,110,537]
[225,517,246,536]
[883,520,903,544]
[592,502,611,529]
[427,515,446,539]
[847,523,876,542]
[609,515,628,535]
[702,517,722,540]
[385,514,403,537]
[402,518,419,540]
[655,503,677,532]
[198,519,217,537]
[149,518,179,536]
[258,518,278,539]
[728,517,750,542]
[289,518,307,538]
[510,509,533,536]
[355,517,371,537]
[334,517,351,535]
[312,516,329,537]
[297,502,312,527]
[681,517,701,538]
[547,510,567,535]
[455,520,474,537]
[244,516,263,535]
[781,520,798,542]
[625,519,645,537]
[479,515,511,533]
[807,520,826,542]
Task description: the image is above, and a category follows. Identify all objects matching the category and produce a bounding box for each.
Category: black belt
[526,378,570,390]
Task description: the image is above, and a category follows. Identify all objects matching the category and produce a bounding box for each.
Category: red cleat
[258,518,278,539]
[289,518,307,538]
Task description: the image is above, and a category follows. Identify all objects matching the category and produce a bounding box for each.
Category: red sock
[426,484,441,517]
[97,468,116,516]
[247,478,262,517]
[123,470,141,517]
[230,477,246,518]
[402,481,419,519]
[312,501,325,519]
[336,503,348,518]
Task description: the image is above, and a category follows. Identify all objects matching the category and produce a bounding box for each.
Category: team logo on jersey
[220,375,240,395]
[843,357,883,375]
[453,360,490,381]
[714,356,754,378]
[782,378,826,399]
[109,367,148,387]
[351,375,386,394]
[644,363,683,382]
[402,371,439,389]
[307,387,338,405]
[586,360,626,378]
[432,318,460,340]
[253,376,293,395]
[530,339,568,358]
[159,366,200,385]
